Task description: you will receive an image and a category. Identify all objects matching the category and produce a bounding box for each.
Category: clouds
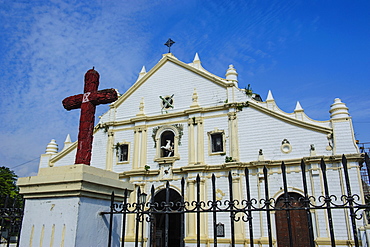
[1,0,369,177]
[0,0,151,176]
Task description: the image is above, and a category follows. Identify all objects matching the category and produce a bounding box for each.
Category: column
[133,127,141,169]
[228,112,239,161]
[186,180,196,238]
[188,118,195,165]
[139,128,147,168]
[126,186,137,240]
[232,175,244,240]
[105,130,114,171]
[200,178,208,239]
[196,117,204,165]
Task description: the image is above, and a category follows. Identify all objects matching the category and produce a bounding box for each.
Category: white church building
[18,52,368,247]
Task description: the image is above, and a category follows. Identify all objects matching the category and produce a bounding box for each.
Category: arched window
[153,125,182,162]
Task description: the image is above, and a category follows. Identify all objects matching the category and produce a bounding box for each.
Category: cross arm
[62,88,118,111]
[63,94,83,110]
[88,88,118,106]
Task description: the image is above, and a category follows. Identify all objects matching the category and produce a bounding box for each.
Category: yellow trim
[248,101,332,134]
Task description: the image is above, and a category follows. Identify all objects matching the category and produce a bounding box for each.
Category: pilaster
[196,117,205,165]
[188,118,195,164]
[133,127,147,169]
[228,111,239,161]
[186,180,196,238]
[106,130,114,171]
[232,175,244,239]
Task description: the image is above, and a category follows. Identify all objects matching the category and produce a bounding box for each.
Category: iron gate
[102,154,370,247]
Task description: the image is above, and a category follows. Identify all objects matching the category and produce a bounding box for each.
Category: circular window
[281,143,292,154]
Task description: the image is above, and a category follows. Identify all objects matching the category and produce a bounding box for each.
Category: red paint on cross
[62,69,118,165]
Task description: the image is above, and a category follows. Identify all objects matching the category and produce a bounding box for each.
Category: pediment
[111,54,233,110]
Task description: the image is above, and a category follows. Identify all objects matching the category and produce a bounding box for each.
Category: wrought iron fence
[102,154,370,247]
[0,195,23,247]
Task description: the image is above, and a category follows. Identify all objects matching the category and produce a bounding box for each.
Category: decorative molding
[151,124,184,147]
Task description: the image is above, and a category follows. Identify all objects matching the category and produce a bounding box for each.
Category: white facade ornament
[45,139,58,154]
[266,90,274,102]
[329,98,350,119]
[62,134,72,151]
[294,101,304,112]
[137,97,145,116]
[137,66,147,81]
[258,149,264,161]
[281,139,292,154]
[191,88,199,108]
[225,64,238,86]
[310,144,317,156]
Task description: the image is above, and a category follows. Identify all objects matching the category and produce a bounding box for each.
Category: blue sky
[1,0,369,177]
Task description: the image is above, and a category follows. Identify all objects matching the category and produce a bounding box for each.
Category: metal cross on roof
[164,38,175,53]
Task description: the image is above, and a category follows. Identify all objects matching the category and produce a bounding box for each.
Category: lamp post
[139,193,147,247]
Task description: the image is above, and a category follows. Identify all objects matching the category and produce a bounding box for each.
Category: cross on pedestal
[62,68,118,165]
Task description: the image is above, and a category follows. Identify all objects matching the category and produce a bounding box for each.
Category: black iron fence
[0,195,23,247]
[102,154,370,247]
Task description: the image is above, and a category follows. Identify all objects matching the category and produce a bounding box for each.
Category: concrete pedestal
[17,164,133,247]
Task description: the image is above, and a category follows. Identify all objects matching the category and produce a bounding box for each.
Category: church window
[160,131,175,157]
[153,125,181,162]
[117,143,129,162]
[208,130,225,155]
[211,133,224,152]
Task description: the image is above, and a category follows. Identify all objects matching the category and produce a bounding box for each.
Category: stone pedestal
[17,164,133,247]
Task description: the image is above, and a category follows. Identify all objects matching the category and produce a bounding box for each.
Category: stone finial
[294,101,304,112]
[225,65,238,85]
[329,98,350,119]
[191,88,200,108]
[137,66,147,81]
[266,90,274,102]
[63,134,72,151]
[258,149,264,161]
[45,139,58,154]
[137,97,145,116]
[193,53,200,63]
[192,53,201,69]
[310,144,317,156]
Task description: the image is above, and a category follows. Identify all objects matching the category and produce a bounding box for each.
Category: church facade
[39,53,365,246]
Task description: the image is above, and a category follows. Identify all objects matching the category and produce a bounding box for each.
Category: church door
[275,193,310,247]
[152,188,183,247]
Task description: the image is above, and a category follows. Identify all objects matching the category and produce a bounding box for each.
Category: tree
[0,166,20,207]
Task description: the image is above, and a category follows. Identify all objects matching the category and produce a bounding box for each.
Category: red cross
[62,69,118,165]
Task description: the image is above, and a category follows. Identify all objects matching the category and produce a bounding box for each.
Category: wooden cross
[62,68,118,165]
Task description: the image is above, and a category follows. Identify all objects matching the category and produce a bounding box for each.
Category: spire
[45,139,58,154]
[63,134,72,151]
[225,64,238,87]
[330,98,350,119]
[294,101,304,112]
[65,134,71,143]
[193,53,200,63]
[192,53,201,69]
[137,66,147,81]
[266,90,274,102]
